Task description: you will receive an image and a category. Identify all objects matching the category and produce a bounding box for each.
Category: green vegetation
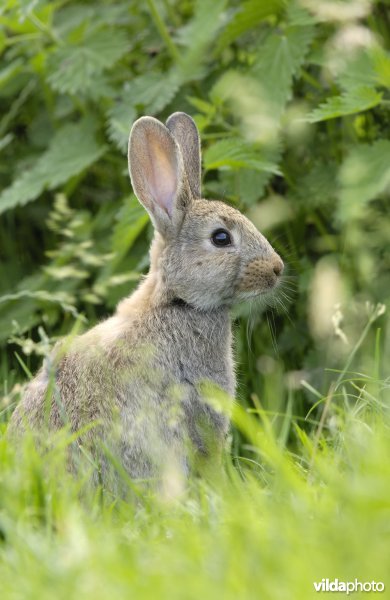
[0,0,389,597]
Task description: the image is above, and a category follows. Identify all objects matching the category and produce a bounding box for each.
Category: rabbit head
[128,112,283,311]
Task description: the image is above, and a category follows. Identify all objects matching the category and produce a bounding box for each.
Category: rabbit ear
[128,116,190,235]
[166,112,201,199]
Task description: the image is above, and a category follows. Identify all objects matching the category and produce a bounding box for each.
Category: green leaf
[0,288,85,343]
[186,96,216,116]
[337,47,390,92]
[211,70,284,148]
[0,166,47,216]
[112,195,149,263]
[0,58,23,91]
[285,2,318,26]
[372,48,390,89]
[176,0,228,80]
[239,164,283,205]
[338,140,390,221]
[251,23,315,114]
[216,0,284,51]
[206,139,282,205]
[106,102,136,153]
[0,120,105,214]
[293,162,338,208]
[127,72,180,114]
[307,86,383,123]
[44,122,106,189]
[203,138,281,173]
[53,3,131,37]
[48,28,130,95]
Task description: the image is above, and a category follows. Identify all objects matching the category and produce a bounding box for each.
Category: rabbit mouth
[235,286,278,303]
[236,274,281,298]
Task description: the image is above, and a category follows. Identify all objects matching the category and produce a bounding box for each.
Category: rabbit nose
[272,257,284,277]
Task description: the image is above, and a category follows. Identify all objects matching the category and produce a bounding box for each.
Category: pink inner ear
[148,144,178,217]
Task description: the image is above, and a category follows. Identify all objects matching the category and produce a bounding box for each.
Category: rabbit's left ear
[128,116,191,236]
[166,112,201,199]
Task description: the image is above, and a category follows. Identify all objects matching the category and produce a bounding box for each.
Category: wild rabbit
[9,112,284,486]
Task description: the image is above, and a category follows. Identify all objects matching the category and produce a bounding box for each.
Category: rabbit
[8,112,284,488]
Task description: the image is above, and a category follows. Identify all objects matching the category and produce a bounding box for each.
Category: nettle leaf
[307,86,383,123]
[211,69,287,157]
[186,96,215,116]
[203,138,280,174]
[238,146,282,205]
[127,72,180,114]
[338,140,390,221]
[44,121,106,188]
[106,102,136,153]
[252,23,315,114]
[53,3,130,37]
[0,120,105,214]
[211,168,278,206]
[175,0,228,80]
[15,0,50,19]
[372,48,390,89]
[337,47,390,92]
[48,28,130,95]
[285,2,318,26]
[293,162,338,208]
[0,169,46,215]
[216,0,283,51]
[0,58,24,89]
[112,194,149,262]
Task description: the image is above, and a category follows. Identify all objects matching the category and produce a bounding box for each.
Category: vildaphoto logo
[313,579,385,594]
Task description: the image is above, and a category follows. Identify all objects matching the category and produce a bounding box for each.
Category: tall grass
[1,310,389,598]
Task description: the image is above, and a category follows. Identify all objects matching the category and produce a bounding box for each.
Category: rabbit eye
[211,228,232,247]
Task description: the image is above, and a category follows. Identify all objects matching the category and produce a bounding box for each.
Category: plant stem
[334,311,379,392]
[308,382,335,477]
[27,12,63,46]
[161,0,180,27]
[146,0,180,62]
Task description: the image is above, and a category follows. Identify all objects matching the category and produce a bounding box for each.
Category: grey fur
[9,113,283,487]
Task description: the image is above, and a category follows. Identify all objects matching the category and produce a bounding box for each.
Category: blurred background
[0,0,389,450]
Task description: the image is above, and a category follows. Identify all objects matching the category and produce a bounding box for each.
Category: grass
[0,310,389,599]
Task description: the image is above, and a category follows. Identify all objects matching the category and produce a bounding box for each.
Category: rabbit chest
[114,304,235,462]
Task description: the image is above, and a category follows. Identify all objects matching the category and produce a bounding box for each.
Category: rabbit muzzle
[237,253,284,295]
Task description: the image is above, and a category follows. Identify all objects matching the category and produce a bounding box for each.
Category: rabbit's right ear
[166,112,201,199]
[128,116,190,236]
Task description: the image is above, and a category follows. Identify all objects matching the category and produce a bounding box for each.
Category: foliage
[0,0,389,595]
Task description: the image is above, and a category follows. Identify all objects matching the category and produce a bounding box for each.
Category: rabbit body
[9,112,283,484]
[13,295,233,480]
